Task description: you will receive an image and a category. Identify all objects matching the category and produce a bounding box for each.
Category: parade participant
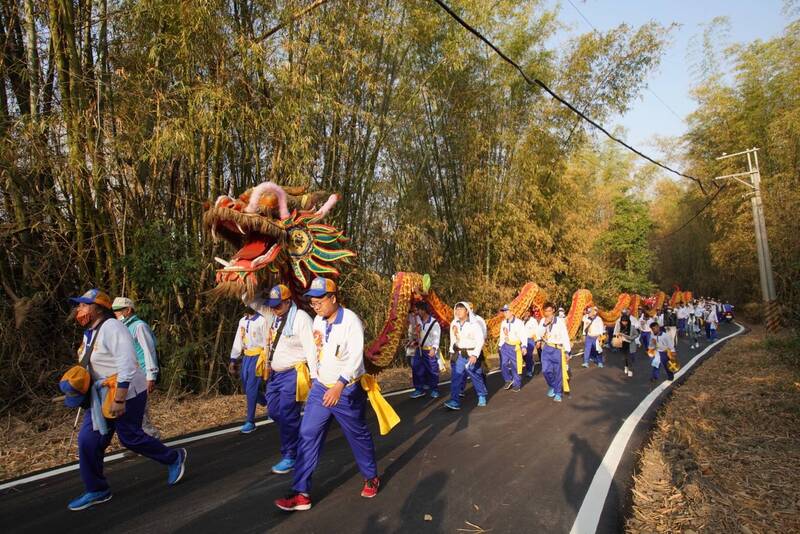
[613,313,639,377]
[497,304,527,392]
[538,302,571,402]
[676,304,688,337]
[648,322,676,383]
[409,301,442,399]
[63,289,186,511]
[229,307,269,434]
[263,284,318,475]
[581,306,605,368]
[639,311,652,351]
[522,310,538,378]
[687,306,700,349]
[275,277,398,511]
[656,307,665,327]
[444,302,488,410]
[706,304,719,341]
[112,297,161,439]
[664,307,679,347]
[557,307,566,319]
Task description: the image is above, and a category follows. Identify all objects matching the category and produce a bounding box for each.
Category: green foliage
[123,221,201,296]
[595,195,655,297]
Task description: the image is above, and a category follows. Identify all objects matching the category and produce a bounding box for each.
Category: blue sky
[544,0,789,162]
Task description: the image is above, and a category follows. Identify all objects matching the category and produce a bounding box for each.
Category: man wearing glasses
[275,277,380,511]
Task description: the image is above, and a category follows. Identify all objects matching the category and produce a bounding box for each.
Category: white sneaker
[624,366,629,375]
[627,370,633,377]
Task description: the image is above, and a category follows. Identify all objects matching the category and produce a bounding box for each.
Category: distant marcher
[229,307,268,433]
[112,297,161,439]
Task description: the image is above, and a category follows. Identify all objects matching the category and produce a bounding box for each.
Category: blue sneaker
[525,372,534,378]
[240,421,256,434]
[271,457,296,474]
[581,362,589,368]
[409,389,426,399]
[554,394,562,402]
[547,387,555,398]
[598,363,604,368]
[477,395,487,407]
[429,390,440,398]
[68,490,112,511]
[167,448,187,486]
[444,399,461,411]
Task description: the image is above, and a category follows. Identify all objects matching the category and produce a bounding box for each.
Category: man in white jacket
[497,304,528,392]
[582,307,605,368]
[444,302,488,410]
[262,284,318,475]
[65,289,186,512]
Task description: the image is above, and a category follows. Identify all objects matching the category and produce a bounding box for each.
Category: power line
[656,183,728,239]
[431,0,707,194]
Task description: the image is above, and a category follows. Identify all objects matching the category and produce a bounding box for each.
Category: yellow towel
[561,349,570,394]
[513,342,524,375]
[360,374,400,436]
[294,363,311,402]
[250,348,270,380]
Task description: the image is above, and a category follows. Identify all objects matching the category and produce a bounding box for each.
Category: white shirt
[538,316,572,353]
[269,306,318,376]
[230,314,268,359]
[312,307,365,386]
[498,317,527,346]
[415,314,441,350]
[524,317,539,341]
[649,331,675,352]
[583,315,605,337]
[79,319,146,400]
[449,319,485,358]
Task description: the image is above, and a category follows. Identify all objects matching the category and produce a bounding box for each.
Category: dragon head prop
[203,181,355,300]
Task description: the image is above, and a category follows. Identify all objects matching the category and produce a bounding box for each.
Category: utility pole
[715,148,780,333]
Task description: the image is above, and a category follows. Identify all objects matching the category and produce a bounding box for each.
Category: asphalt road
[0,322,739,534]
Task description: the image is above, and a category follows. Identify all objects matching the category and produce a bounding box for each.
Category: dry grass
[626,326,800,533]
[0,362,462,481]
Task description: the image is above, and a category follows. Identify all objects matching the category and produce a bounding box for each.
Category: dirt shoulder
[626,326,800,533]
[0,363,452,481]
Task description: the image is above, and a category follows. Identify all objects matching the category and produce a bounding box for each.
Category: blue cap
[265,284,292,307]
[59,380,86,408]
[69,288,112,309]
[500,304,510,312]
[304,277,337,298]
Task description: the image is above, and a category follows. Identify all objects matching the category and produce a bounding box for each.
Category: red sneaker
[361,477,380,498]
[275,493,312,511]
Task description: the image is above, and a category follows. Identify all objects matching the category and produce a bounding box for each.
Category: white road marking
[569,322,745,534]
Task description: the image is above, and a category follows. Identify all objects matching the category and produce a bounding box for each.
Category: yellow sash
[249,348,269,380]
[294,363,311,402]
[561,349,570,394]
[512,341,524,375]
[359,374,400,436]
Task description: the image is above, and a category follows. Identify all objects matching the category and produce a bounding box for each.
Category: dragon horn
[244,181,290,219]
[311,194,338,221]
